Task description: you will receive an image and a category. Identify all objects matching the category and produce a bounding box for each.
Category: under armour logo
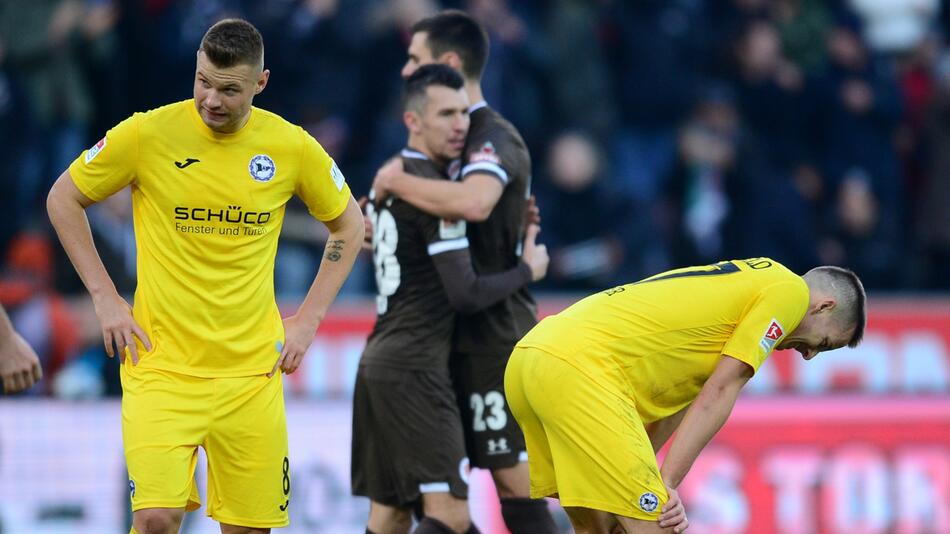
[175,158,200,169]
[487,438,510,455]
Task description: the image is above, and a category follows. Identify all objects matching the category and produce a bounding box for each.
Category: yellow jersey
[516,258,809,423]
[69,100,352,377]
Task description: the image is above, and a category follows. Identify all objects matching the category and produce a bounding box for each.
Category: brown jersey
[453,103,537,356]
[361,149,470,370]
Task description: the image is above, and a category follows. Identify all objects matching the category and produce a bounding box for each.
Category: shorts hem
[529,485,558,500]
[208,512,289,528]
[556,496,657,521]
[131,500,199,512]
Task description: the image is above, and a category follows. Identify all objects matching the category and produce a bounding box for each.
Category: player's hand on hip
[659,484,688,533]
[92,292,151,365]
[0,332,43,393]
[271,314,317,377]
[371,156,402,201]
[521,223,549,282]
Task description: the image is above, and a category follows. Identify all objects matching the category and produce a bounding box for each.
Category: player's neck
[406,139,448,169]
[464,81,485,109]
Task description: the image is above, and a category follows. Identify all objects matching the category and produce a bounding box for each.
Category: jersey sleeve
[295,130,352,221]
[421,216,469,257]
[462,128,512,186]
[68,114,140,201]
[721,280,810,372]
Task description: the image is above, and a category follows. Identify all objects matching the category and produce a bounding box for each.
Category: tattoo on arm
[325,239,345,262]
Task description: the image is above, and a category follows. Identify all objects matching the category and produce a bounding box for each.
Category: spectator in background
[810,13,903,286]
[849,0,939,57]
[773,0,832,75]
[821,170,900,289]
[919,53,950,289]
[535,132,636,291]
[602,0,712,205]
[541,0,617,142]
[0,0,117,231]
[0,233,81,394]
[660,85,761,268]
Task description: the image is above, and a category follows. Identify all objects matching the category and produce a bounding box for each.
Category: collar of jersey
[401,148,429,160]
[468,101,488,113]
[188,100,259,142]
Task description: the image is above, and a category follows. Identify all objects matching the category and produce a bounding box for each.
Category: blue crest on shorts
[129,479,136,497]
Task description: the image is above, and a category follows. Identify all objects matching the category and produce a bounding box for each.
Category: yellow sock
[129,527,138,534]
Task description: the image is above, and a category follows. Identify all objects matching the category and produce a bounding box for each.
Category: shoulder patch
[84,137,107,164]
[759,318,785,352]
[439,219,466,240]
[469,141,500,165]
[330,159,346,191]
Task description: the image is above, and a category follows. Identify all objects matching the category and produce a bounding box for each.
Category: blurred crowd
[1,0,949,396]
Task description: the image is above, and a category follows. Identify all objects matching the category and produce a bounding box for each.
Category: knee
[134,508,184,534]
[492,464,530,498]
[422,497,471,533]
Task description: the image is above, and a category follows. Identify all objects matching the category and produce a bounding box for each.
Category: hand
[659,485,688,533]
[521,224,549,282]
[270,314,319,377]
[371,157,403,201]
[92,292,151,365]
[523,195,541,230]
[358,196,374,251]
[0,332,43,393]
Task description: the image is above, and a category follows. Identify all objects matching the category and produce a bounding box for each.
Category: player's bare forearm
[646,404,689,454]
[46,171,119,300]
[660,356,752,488]
[390,172,501,222]
[293,196,364,327]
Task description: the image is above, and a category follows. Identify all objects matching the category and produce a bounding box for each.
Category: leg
[205,373,290,528]
[420,492,473,533]
[490,462,530,499]
[614,515,674,533]
[219,524,270,534]
[366,501,411,534]
[564,507,617,534]
[132,507,186,534]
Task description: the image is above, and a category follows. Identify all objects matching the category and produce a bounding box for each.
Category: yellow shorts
[504,346,669,520]
[120,366,290,528]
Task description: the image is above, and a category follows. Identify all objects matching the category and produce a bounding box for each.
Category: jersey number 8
[366,203,400,314]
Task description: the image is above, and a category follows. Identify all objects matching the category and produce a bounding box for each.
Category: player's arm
[46,171,151,363]
[645,404,689,454]
[432,224,547,314]
[272,195,363,376]
[659,355,753,489]
[374,159,503,222]
[0,304,43,393]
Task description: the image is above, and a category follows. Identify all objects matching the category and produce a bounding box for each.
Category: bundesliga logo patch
[639,492,659,512]
[330,159,345,191]
[759,318,785,352]
[85,137,107,164]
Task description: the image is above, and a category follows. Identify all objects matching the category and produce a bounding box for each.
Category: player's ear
[255,69,270,94]
[439,51,463,75]
[403,110,421,133]
[814,298,836,314]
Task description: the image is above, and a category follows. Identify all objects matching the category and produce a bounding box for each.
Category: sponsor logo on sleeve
[759,319,785,352]
[84,137,107,164]
[249,154,276,182]
[439,219,466,239]
[469,141,500,164]
[330,159,345,191]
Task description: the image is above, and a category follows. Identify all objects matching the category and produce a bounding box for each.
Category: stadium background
[1,0,949,532]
